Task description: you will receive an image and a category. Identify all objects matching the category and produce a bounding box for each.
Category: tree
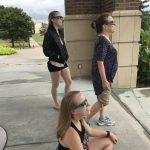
[139,0,150,11]
[0,6,34,47]
[137,0,150,86]
[141,11,150,30]
[139,0,150,30]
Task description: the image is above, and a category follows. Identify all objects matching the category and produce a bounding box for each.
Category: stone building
[64,0,141,88]
[32,19,42,34]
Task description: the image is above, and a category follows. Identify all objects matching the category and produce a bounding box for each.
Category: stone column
[64,14,97,77]
[112,10,141,88]
[64,0,100,77]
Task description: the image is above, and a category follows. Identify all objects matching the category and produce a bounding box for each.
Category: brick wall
[115,0,140,10]
[65,0,140,15]
[100,0,115,13]
[65,0,101,15]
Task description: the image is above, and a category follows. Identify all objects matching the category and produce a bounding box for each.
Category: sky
[0,0,150,23]
[0,0,65,23]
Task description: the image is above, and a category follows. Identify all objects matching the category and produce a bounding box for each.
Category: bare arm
[65,127,84,150]
[97,61,110,91]
[82,120,117,144]
[82,119,107,137]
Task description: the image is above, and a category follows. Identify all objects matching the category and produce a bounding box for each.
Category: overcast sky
[0,0,65,23]
[0,0,150,23]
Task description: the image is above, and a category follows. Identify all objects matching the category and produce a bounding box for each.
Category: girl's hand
[109,132,118,144]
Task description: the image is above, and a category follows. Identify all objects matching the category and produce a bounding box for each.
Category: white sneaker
[97,116,115,126]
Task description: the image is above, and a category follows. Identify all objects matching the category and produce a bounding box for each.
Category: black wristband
[106,131,110,137]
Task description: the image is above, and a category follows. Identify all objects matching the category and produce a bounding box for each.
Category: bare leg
[86,100,105,121]
[50,71,61,109]
[61,67,72,94]
[89,137,113,150]
[86,101,100,121]
[87,91,111,123]
[100,104,104,119]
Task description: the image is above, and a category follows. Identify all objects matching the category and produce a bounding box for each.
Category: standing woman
[43,11,72,110]
[90,14,118,126]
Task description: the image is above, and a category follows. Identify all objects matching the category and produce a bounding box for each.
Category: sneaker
[97,116,115,126]
[105,116,115,124]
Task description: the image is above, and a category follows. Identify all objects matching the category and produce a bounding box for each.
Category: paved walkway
[0,41,150,150]
[113,88,150,136]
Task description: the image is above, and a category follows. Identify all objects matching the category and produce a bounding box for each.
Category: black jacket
[43,25,69,64]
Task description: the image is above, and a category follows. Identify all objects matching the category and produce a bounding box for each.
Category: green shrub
[0,44,17,55]
[137,29,150,83]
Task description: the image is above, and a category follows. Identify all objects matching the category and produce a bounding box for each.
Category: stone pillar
[112,10,141,88]
[64,0,100,77]
[64,15,97,77]
[64,0,141,88]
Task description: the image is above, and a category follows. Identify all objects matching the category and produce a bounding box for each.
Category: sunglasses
[105,20,116,25]
[52,16,63,20]
[74,99,89,109]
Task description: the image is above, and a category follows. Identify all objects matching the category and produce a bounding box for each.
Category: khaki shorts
[97,90,111,106]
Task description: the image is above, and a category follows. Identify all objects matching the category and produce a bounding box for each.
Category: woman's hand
[102,80,110,91]
[109,132,118,144]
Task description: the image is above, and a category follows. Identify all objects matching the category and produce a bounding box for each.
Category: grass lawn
[0,39,29,49]
[32,33,44,46]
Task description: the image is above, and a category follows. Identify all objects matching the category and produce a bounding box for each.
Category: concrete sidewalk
[112,88,150,137]
[0,45,150,150]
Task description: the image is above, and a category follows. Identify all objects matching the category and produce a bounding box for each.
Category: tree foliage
[138,30,150,83]
[139,0,150,30]
[0,6,34,47]
[137,0,150,86]
[139,0,150,10]
[141,11,150,30]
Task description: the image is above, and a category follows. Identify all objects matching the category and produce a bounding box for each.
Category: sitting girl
[56,91,117,150]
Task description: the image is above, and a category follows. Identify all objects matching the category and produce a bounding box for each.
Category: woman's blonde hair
[56,91,80,139]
